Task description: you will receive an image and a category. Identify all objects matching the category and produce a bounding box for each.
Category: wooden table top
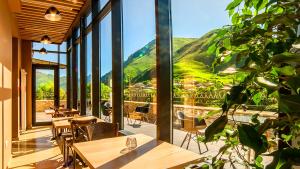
[73,134,201,169]
[52,116,103,129]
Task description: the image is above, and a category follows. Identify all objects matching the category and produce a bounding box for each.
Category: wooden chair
[64,117,97,167]
[87,122,119,141]
[177,111,208,154]
[101,102,112,122]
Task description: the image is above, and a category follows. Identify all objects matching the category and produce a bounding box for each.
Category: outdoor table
[73,134,201,169]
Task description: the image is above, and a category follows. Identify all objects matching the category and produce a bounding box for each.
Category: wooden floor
[8,126,84,169]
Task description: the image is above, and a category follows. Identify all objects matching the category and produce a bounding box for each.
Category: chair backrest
[64,110,80,117]
[135,104,149,114]
[177,112,185,128]
[87,122,119,141]
[70,117,97,143]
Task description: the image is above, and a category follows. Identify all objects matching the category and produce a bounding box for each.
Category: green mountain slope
[101,30,236,88]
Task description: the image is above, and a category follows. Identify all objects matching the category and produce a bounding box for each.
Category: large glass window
[99,12,112,121]
[171,0,277,160]
[122,0,156,137]
[86,32,92,115]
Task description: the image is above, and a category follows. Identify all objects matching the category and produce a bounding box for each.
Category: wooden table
[53,116,103,129]
[73,134,201,169]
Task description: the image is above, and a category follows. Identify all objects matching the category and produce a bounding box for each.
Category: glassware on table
[126,136,137,150]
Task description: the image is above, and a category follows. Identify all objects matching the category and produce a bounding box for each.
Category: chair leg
[195,132,202,154]
[73,150,76,169]
[181,132,189,147]
[186,133,192,149]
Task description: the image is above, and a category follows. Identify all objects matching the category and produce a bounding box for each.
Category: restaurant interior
[1,0,300,168]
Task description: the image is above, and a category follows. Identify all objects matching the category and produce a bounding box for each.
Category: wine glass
[126,136,137,150]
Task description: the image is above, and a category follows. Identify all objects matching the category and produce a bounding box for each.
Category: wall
[0,0,19,168]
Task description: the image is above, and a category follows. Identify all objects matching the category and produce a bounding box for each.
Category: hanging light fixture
[41,35,51,44]
[44,6,62,21]
[39,47,47,55]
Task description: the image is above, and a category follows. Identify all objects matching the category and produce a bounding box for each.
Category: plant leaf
[279,94,300,115]
[204,116,228,142]
[226,0,243,10]
[238,124,268,157]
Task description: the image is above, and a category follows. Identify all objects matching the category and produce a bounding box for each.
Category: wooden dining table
[73,134,201,169]
[52,116,104,129]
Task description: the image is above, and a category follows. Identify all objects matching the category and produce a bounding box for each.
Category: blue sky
[36,0,232,77]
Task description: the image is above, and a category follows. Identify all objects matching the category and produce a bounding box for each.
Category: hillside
[102,30,236,88]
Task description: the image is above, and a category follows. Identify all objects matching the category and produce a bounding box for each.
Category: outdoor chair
[101,102,112,122]
[128,104,150,126]
[177,111,208,154]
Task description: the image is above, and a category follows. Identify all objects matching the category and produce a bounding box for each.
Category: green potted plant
[199,0,300,168]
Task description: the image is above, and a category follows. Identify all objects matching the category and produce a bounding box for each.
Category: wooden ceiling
[15,0,86,44]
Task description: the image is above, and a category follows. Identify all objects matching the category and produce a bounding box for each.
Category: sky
[35,0,232,77]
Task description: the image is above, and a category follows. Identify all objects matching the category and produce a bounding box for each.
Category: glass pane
[171,0,277,161]
[76,44,81,109]
[86,12,92,27]
[33,42,58,51]
[75,28,80,38]
[100,0,109,10]
[35,69,54,123]
[100,12,112,121]
[123,0,156,138]
[86,32,92,115]
[60,42,67,52]
[59,54,67,107]
[32,52,58,64]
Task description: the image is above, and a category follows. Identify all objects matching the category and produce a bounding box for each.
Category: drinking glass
[126,136,137,150]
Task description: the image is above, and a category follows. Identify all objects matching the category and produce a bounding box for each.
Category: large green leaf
[273,66,296,76]
[226,0,243,10]
[279,94,300,115]
[273,52,300,64]
[287,77,300,95]
[238,124,268,157]
[204,116,228,142]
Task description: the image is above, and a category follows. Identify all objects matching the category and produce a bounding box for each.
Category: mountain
[36,71,67,89]
[101,29,235,87]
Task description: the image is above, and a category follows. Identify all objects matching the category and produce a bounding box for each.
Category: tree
[201,0,300,168]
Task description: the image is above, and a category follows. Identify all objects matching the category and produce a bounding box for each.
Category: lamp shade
[45,7,62,21]
[39,47,47,55]
[41,35,51,44]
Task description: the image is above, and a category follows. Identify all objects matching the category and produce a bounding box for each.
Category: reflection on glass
[122,0,156,138]
[100,12,112,120]
[86,32,92,115]
[35,69,55,123]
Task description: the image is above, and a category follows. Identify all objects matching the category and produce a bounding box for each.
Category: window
[86,12,92,27]
[122,0,156,137]
[86,32,92,115]
[99,12,112,120]
[59,52,67,107]
[171,0,277,158]
[100,0,109,10]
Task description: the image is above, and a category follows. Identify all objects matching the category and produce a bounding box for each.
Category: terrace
[1,0,299,169]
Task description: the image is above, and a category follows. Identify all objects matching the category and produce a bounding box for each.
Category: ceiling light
[45,6,62,21]
[39,47,47,55]
[41,35,51,44]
